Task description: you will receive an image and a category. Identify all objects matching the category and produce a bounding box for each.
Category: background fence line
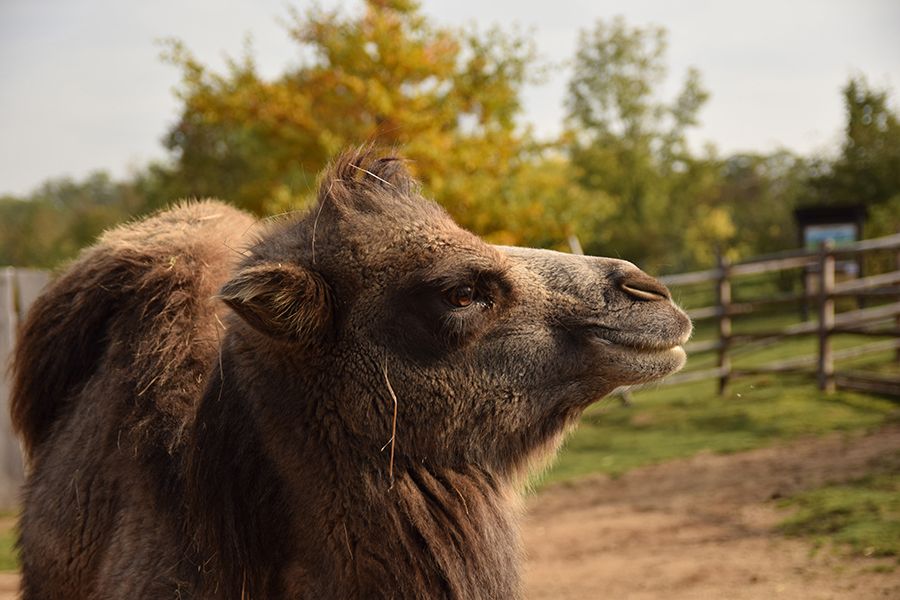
[650,233,900,397]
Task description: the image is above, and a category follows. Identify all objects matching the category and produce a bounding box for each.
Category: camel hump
[11,200,256,459]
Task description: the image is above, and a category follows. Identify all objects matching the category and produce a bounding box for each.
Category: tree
[565,17,723,272]
[0,172,144,268]
[805,77,900,237]
[715,152,810,259]
[159,0,580,247]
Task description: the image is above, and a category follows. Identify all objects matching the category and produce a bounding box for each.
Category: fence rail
[649,233,900,396]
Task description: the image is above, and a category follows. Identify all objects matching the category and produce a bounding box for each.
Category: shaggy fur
[11,148,691,599]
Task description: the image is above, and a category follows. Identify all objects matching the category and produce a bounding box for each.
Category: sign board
[802,223,858,250]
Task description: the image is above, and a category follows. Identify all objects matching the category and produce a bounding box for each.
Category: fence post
[716,253,732,396]
[0,268,25,509]
[817,241,835,393]
[896,250,900,362]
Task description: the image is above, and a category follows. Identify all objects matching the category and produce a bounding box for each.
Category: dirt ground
[1,427,898,599]
[524,424,900,599]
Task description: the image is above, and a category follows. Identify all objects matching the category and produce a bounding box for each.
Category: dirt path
[1,427,898,599]
[523,425,900,599]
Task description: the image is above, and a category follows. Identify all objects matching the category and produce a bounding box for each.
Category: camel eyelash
[443,284,494,310]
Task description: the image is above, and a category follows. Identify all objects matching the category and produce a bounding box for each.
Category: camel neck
[276,457,524,599]
[205,334,525,598]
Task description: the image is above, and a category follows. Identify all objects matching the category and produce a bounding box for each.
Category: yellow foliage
[162,0,581,248]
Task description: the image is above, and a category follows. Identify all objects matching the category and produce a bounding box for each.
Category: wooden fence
[650,232,900,397]
[0,268,50,509]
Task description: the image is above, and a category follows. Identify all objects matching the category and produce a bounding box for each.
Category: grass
[539,373,899,485]
[778,457,900,560]
[0,515,16,572]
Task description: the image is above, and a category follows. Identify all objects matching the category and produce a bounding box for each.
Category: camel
[11,147,691,599]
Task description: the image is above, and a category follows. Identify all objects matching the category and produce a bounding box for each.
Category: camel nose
[615,270,671,302]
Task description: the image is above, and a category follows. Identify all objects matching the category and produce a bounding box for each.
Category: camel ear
[219,263,333,342]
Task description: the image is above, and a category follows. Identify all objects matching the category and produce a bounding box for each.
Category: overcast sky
[1,0,898,196]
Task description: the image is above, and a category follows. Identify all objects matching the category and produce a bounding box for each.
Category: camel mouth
[613,342,688,370]
[600,339,688,382]
[628,343,687,365]
[585,325,690,354]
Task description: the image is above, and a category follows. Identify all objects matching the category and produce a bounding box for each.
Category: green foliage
[804,76,900,237]
[714,152,811,263]
[0,172,144,268]
[455,148,605,249]
[564,17,721,273]
[778,465,900,558]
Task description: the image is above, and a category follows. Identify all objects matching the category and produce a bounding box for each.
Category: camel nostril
[617,273,671,302]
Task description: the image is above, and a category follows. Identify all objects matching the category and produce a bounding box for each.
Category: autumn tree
[155,0,590,247]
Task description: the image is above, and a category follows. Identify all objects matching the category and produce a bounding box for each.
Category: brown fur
[11,148,691,599]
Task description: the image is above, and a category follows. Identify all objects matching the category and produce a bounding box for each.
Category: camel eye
[446,285,476,308]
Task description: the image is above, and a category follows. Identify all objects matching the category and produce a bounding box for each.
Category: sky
[1,0,898,196]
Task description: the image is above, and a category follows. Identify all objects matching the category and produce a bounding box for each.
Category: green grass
[0,515,16,572]
[778,459,900,559]
[539,374,899,485]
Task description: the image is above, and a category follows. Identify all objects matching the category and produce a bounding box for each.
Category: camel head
[220,148,691,481]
